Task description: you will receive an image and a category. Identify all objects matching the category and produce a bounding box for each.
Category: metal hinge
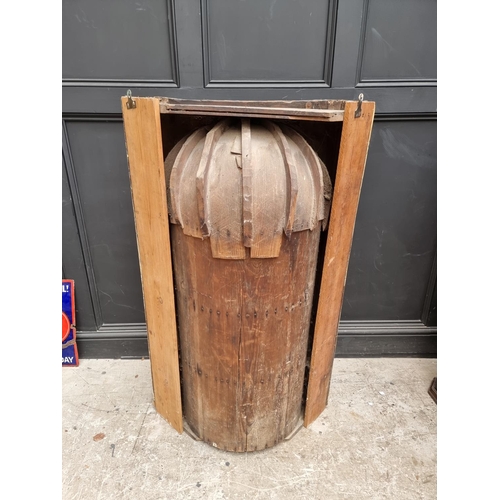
[126,89,136,110]
[354,93,364,118]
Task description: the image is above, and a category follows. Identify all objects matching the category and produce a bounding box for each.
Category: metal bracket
[126,89,136,110]
[354,93,364,118]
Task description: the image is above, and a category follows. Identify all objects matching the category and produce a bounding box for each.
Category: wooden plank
[161,98,346,110]
[304,99,375,427]
[206,125,247,260]
[159,98,345,122]
[263,122,298,237]
[159,108,344,122]
[281,125,325,225]
[241,119,253,247]
[168,127,208,226]
[121,96,183,433]
[196,119,231,237]
[248,124,286,259]
[159,109,344,122]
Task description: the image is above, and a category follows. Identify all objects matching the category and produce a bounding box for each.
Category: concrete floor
[62,358,437,499]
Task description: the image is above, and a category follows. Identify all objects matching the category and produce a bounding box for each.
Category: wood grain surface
[121,97,183,433]
[304,100,375,427]
[171,226,321,451]
[159,98,346,122]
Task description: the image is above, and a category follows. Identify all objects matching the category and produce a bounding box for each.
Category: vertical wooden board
[172,227,320,451]
[168,127,208,225]
[304,100,375,427]
[243,227,321,450]
[175,138,206,239]
[171,228,245,449]
[263,122,299,236]
[249,125,286,259]
[196,119,231,237]
[281,125,325,223]
[241,119,253,248]
[208,127,246,259]
[121,96,183,433]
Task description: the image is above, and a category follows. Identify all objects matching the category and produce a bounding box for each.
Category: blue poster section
[62,280,79,367]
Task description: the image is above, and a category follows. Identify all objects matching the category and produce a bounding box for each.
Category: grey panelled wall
[64,120,145,325]
[360,0,437,82]
[62,0,178,84]
[202,0,335,84]
[343,120,437,321]
[62,0,436,358]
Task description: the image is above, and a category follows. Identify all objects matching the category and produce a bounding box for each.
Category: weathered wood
[167,132,207,240]
[121,96,183,433]
[168,119,327,260]
[247,125,286,259]
[206,124,247,260]
[304,100,375,427]
[241,119,253,248]
[281,125,325,224]
[196,119,231,237]
[159,98,345,122]
[171,225,321,451]
[159,109,344,122]
[168,127,208,226]
[263,122,298,237]
[121,96,376,441]
[161,98,346,111]
[164,115,334,450]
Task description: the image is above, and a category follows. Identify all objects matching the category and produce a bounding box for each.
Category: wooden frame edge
[304,100,376,427]
[121,96,183,433]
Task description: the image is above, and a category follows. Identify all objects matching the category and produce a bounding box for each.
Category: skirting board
[76,321,437,359]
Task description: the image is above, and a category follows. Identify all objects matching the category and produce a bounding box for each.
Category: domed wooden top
[165,118,331,259]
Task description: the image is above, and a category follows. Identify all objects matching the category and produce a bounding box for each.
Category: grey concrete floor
[62,358,437,499]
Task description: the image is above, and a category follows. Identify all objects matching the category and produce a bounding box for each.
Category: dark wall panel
[62,0,177,83]
[342,120,437,320]
[65,121,145,325]
[62,157,97,330]
[203,0,335,84]
[360,0,437,82]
